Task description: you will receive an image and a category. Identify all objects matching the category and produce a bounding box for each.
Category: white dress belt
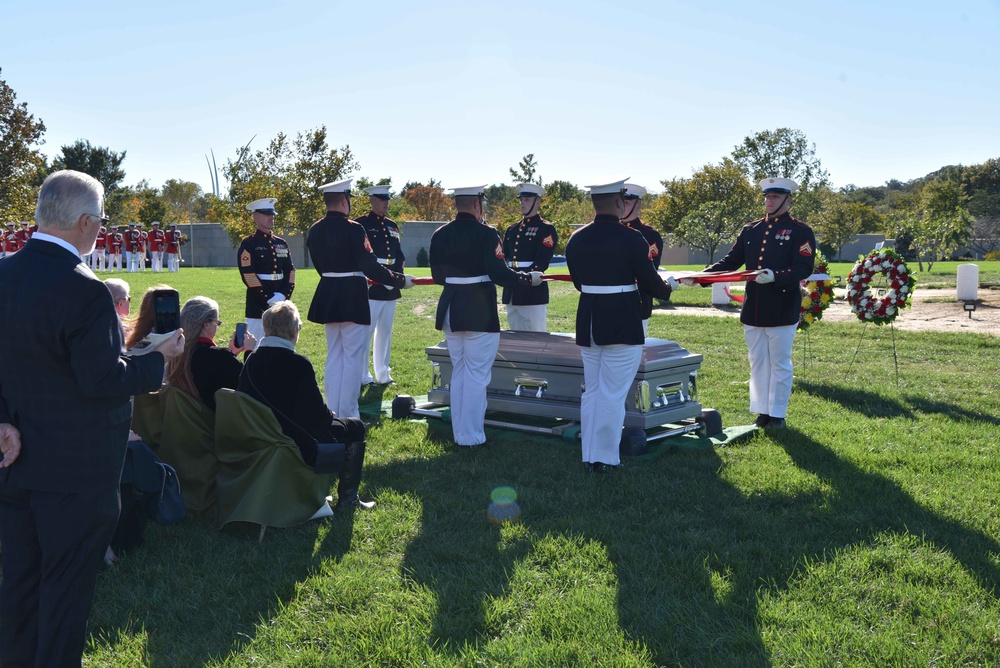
[581,284,638,294]
[321,271,365,278]
[445,275,490,284]
[507,260,534,268]
[375,257,393,265]
[256,273,284,281]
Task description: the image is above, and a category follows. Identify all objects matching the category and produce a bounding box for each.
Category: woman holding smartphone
[168,296,256,410]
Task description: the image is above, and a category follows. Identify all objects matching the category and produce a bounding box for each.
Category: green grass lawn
[84,264,1000,667]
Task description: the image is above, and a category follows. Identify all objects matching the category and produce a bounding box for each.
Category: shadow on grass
[763,427,1000,596]
[372,419,773,666]
[90,490,357,666]
[797,380,1000,425]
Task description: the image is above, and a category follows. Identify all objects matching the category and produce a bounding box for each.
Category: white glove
[267,292,286,305]
[754,269,775,284]
[529,271,544,287]
[679,278,698,287]
[665,276,679,291]
[402,275,416,289]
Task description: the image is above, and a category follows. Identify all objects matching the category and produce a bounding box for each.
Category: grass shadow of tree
[797,379,1000,424]
[89,490,356,666]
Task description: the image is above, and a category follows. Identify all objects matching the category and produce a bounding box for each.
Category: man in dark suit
[0,170,184,667]
[565,178,677,472]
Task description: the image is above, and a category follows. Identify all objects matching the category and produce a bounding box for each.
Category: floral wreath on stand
[798,250,834,331]
[846,247,916,325]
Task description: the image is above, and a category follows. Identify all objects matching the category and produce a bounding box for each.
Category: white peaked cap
[364,185,391,197]
[448,185,487,197]
[318,179,354,195]
[623,183,647,198]
[759,177,799,193]
[585,177,629,196]
[516,183,545,197]
[246,197,278,213]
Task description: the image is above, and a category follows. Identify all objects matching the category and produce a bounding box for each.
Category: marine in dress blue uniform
[704,177,816,428]
[621,183,664,336]
[565,178,677,471]
[237,197,296,350]
[501,183,558,331]
[306,179,414,419]
[429,185,541,446]
[356,184,404,385]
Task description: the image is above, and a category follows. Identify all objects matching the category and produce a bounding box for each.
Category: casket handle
[514,375,548,398]
[654,382,687,407]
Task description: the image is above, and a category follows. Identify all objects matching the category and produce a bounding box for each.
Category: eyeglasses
[88,213,111,224]
[213,319,223,326]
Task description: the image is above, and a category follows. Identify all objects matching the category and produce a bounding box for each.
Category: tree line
[3,69,997,268]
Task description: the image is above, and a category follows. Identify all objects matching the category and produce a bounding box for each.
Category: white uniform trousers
[246,318,264,352]
[444,312,499,446]
[167,252,179,272]
[109,253,122,272]
[137,251,146,271]
[744,324,797,419]
[89,249,105,272]
[151,250,163,272]
[323,322,368,419]
[362,299,397,384]
[506,304,547,332]
[579,343,643,466]
[642,318,649,337]
[125,251,135,272]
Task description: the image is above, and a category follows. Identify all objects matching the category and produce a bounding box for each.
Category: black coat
[306,211,405,325]
[190,340,242,411]
[238,346,364,465]
[707,212,816,327]
[565,215,674,346]
[0,239,165,493]
[237,230,295,319]
[429,213,533,332]
[355,212,405,301]
[501,214,558,306]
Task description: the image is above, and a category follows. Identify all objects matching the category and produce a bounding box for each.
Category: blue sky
[3,0,998,195]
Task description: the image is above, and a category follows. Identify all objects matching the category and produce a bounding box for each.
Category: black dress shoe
[335,498,376,511]
[754,414,771,427]
[584,462,618,473]
[765,418,786,429]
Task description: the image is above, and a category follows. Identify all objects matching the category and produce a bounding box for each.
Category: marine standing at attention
[237,197,295,350]
[698,177,815,429]
[501,183,558,331]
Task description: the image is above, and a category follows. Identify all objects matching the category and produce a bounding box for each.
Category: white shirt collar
[30,232,83,259]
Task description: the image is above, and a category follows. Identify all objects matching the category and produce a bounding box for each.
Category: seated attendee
[104,278,131,320]
[125,283,173,351]
[238,301,374,511]
[168,296,255,411]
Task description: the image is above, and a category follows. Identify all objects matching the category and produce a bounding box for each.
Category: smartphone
[234,322,247,348]
[152,289,180,333]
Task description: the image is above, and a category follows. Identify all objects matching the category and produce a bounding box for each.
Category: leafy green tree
[220,126,357,246]
[646,159,757,245]
[160,179,204,225]
[812,189,884,260]
[0,69,46,220]
[892,180,973,270]
[509,153,541,185]
[543,180,584,202]
[50,140,127,191]
[962,158,1000,257]
[731,128,830,220]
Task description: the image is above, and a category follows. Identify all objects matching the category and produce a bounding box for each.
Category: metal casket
[426,331,703,430]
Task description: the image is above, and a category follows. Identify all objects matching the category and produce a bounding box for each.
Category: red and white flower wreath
[846,248,917,326]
